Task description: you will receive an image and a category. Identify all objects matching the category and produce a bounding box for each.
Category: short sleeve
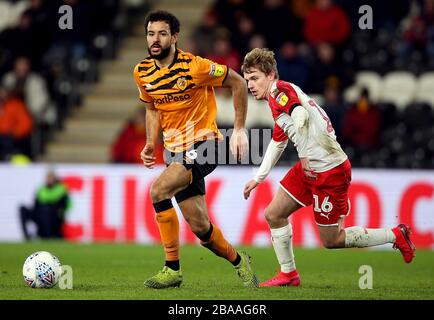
[275,81,302,115]
[191,56,228,87]
[272,123,289,142]
[133,64,152,103]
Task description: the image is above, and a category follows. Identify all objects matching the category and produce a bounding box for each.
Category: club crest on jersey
[176,77,188,91]
[209,64,225,77]
[276,92,288,106]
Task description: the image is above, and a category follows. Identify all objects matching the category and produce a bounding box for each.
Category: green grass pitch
[0,242,433,300]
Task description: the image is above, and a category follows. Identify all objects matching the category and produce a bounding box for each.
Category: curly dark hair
[144,10,180,35]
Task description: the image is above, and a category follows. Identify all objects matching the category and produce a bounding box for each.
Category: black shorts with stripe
[165,140,219,203]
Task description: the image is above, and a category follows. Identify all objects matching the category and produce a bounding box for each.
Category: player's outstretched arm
[222,68,248,131]
[222,68,249,161]
[244,139,288,199]
[141,102,160,169]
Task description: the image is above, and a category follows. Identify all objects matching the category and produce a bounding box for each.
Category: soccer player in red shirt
[242,48,416,287]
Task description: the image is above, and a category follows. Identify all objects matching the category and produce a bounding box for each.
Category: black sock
[165,260,180,271]
[197,223,214,242]
[231,253,241,266]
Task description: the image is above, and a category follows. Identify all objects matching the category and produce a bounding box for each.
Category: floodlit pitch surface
[0,242,433,300]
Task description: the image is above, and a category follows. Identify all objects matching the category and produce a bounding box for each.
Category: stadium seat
[0,1,28,33]
[379,72,417,110]
[360,152,378,167]
[426,134,434,157]
[343,85,360,104]
[414,72,434,107]
[343,71,382,104]
[402,102,433,132]
[411,129,429,149]
[377,102,400,129]
[355,71,382,103]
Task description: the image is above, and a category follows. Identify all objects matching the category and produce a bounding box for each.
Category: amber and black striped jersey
[133,49,228,153]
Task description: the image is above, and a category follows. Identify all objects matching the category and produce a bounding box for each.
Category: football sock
[344,226,396,248]
[270,223,296,273]
[197,222,214,242]
[165,260,180,271]
[200,223,238,263]
[153,199,180,263]
[231,253,241,266]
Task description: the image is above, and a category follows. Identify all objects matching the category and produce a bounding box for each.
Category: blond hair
[241,48,279,79]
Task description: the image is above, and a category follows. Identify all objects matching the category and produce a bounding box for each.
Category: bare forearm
[146,108,160,145]
[224,68,248,130]
[232,82,248,130]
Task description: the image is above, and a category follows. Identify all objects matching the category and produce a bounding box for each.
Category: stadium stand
[415,72,434,106]
[201,0,434,169]
[379,71,418,110]
[0,0,432,168]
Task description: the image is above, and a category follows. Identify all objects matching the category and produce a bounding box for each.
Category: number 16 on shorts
[313,195,333,220]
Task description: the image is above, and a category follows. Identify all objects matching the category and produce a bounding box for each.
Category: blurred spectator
[192,10,221,57]
[322,85,345,139]
[336,0,409,32]
[276,41,310,88]
[213,0,252,34]
[398,0,434,59]
[45,0,96,61]
[291,0,314,20]
[233,14,256,57]
[21,0,53,68]
[254,0,303,50]
[0,13,38,70]
[248,34,267,51]
[309,43,349,93]
[0,87,33,160]
[19,169,71,240]
[111,107,164,164]
[304,0,351,47]
[2,57,56,127]
[342,88,381,151]
[205,30,241,72]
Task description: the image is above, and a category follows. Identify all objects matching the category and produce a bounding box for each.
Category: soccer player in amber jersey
[134,10,258,289]
[241,48,415,287]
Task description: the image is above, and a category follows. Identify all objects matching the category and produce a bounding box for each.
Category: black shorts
[165,140,219,203]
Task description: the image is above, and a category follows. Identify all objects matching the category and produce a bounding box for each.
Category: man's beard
[148,45,171,60]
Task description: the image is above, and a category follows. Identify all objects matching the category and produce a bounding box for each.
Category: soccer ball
[23,251,62,288]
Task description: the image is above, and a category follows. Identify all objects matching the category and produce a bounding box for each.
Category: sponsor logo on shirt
[154,93,191,105]
[276,92,288,106]
[209,64,225,77]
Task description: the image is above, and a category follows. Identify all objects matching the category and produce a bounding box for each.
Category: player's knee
[189,219,209,237]
[150,181,170,202]
[264,207,279,224]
